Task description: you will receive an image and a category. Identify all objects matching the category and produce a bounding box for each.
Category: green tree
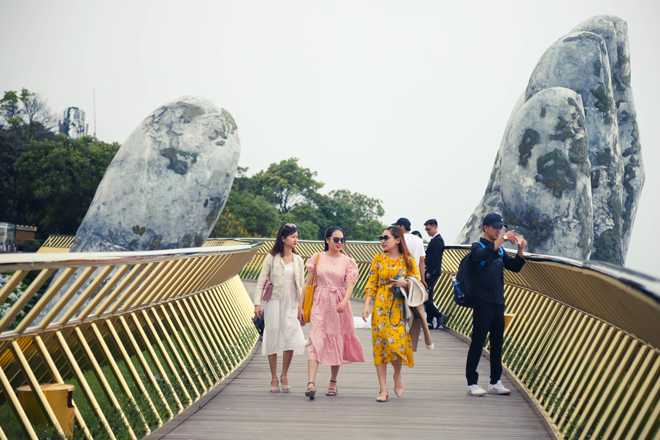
[14,135,120,235]
[220,190,282,237]
[252,158,324,213]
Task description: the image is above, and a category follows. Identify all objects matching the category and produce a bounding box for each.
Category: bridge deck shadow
[150,282,554,439]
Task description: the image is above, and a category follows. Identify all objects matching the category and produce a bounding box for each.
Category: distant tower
[59,107,89,138]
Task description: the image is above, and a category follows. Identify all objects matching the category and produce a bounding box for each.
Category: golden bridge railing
[0,244,259,440]
[238,239,660,440]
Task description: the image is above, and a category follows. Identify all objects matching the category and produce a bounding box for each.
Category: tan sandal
[376,389,389,402]
[281,376,291,393]
[270,379,280,393]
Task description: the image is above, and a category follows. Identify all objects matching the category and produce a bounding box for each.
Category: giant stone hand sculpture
[456,15,644,265]
[71,96,240,252]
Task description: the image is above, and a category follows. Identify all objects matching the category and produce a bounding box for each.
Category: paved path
[147,282,554,440]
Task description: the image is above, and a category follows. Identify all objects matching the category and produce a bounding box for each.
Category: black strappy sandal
[305,382,316,400]
[326,380,338,396]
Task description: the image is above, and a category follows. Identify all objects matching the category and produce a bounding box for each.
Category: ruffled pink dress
[306,252,366,365]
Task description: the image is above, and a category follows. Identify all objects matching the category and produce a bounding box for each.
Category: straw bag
[303,253,320,323]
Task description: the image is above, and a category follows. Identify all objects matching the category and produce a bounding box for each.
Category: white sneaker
[487,380,511,395]
[467,384,487,396]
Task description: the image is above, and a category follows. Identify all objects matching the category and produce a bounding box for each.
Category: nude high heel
[270,379,280,393]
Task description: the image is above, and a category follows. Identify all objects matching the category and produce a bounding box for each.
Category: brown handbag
[303,253,320,323]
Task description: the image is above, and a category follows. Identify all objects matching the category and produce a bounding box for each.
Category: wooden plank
[155,284,554,439]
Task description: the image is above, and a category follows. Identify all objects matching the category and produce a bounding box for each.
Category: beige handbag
[402,277,434,351]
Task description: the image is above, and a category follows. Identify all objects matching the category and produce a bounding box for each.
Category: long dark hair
[385,226,413,272]
[270,224,299,256]
[324,226,349,256]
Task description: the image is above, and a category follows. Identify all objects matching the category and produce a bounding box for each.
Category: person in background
[411,230,423,240]
[298,226,364,400]
[423,219,447,329]
[254,223,306,393]
[392,218,426,290]
[362,226,420,402]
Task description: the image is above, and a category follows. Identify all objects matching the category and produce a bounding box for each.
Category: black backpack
[453,242,504,308]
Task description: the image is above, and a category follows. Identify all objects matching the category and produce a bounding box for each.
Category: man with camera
[466,213,527,397]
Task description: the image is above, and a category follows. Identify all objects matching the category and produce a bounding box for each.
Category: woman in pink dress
[298,226,365,399]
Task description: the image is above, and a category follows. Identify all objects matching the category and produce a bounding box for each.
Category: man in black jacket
[466,213,527,397]
[423,219,446,329]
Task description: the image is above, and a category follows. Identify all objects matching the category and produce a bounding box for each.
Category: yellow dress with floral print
[364,253,420,367]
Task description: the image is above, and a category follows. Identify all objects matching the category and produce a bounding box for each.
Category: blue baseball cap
[483,213,507,228]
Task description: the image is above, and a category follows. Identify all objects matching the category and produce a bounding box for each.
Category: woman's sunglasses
[378,235,393,242]
[285,223,296,228]
[330,237,346,244]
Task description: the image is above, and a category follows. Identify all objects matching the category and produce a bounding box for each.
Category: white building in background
[59,107,88,139]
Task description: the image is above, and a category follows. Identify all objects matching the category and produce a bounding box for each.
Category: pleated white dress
[262,262,305,356]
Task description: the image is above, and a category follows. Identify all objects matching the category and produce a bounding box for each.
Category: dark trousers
[424,275,443,324]
[466,298,505,385]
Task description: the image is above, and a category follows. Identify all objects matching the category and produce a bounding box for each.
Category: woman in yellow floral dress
[362,226,420,402]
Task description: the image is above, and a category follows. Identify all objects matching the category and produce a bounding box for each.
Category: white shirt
[404,233,425,268]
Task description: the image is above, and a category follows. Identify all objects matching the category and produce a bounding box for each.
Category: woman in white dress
[254,223,306,393]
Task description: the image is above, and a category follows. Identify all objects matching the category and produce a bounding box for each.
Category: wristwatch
[503,234,508,241]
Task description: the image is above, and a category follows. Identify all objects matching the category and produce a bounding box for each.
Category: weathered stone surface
[71,96,240,252]
[457,15,643,265]
[526,29,623,263]
[500,88,593,259]
[571,15,644,259]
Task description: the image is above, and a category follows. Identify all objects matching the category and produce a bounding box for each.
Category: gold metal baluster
[39,266,98,330]
[9,341,67,438]
[606,349,653,439]
[555,323,608,428]
[173,301,222,381]
[209,288,245,361]
[77,265,132,321]
[108,262,158,314]
[576,335,632,440]
[166,257,209,300]
[59,265,115,326]
[55,330,117,440]
[92,264,145,318]
[148,308,201,400]
[160,304,212,391]
[0,270,28,304]
[129,260,177,310]
[15,267,77,334]
[192,294,234,368]
[151,258,196,303]
[33,335,93,440]
[73,327,137,440]
[0,269,56,333]
[118,315,174,419]
[185,297,230,375]
[621,355,660,439]
[142,259,187,305]
[590,340,641,438]
[105,319,163,428]
[0,358,38,440]
[116,262,167,313]
[563,329,619,431]
[89,323,150,436]
[139,310,192,407]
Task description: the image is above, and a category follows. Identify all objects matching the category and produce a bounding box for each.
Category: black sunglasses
[330,237,346,244]
[378,235,393,242]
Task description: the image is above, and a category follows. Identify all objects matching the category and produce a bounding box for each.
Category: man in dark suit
[424,219,447,329]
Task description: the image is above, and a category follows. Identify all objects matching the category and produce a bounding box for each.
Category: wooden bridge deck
[145,284,555,440]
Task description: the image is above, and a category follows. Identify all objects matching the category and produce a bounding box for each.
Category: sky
[1,0,658,277]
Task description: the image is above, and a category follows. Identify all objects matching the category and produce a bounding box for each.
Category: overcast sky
[1,0,658,276]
